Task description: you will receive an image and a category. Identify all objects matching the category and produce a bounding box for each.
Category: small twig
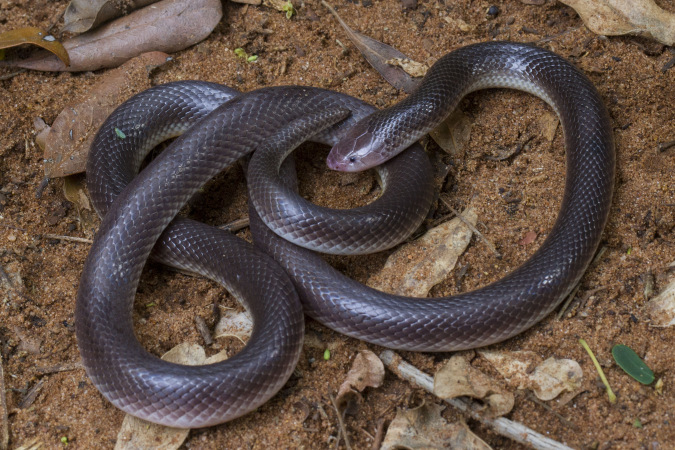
[35,177,50,199]
[0,69,26,81]
[657,139,675,152]
[371,418,385,450]
[34,361,83,375]
[18,379,45,410]
[439,196,502,259]
[41,234,93,244]
[526,392,578,430]
[535,26,582,44]
[379,350,574,450]
[194,315,213,346]
[556,282,581,320]
[217,217,250,233]
[1,352,8,450]
[329,393,352,450]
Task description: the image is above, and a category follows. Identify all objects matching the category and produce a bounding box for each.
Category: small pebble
[8,234,16,242]
[487,5,499,17]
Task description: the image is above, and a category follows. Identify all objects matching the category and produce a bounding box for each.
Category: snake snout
[328,128,386,172]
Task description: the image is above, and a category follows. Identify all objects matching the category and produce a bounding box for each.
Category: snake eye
[349,156,356,163]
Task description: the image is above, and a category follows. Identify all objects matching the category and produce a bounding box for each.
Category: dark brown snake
[77,41,614,428]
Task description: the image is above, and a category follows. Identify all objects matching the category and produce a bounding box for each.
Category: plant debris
[559,0,675,45]
[368,206,476,297]
[0,27,69,67]
[1,0,220,71]
[335,350,384,416]
[381,403,491,450]
[433,354,515,417]
[36,51,170,178]
[63,0,162,33]
[479,350,584,401]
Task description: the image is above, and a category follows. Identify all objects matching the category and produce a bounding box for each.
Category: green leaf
[612,344,655,385]
[114,127,126,139]
[323,349,330,360]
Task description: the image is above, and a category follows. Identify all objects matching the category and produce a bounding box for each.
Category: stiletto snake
[77,41,614,427]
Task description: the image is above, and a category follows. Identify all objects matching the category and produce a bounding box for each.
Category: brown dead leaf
[40,51,170,178]
[368,206,477,297]
[63,0,162,33]
[336,350,384,415]
[115,343,228,447]
[63,174,98,232]
[0,27,69,66]
[559,0,675,45]
[537,111,559,143]
[429,109,473,155]
[479,350,583,401]
[519,230,537,246]
[321,0,421,93]
[381,402,492,450]
[645,277,675,327]
[434,354,514,417]
[1,0,221,72]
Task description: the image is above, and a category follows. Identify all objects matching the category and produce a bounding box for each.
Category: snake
[77,41,615,428]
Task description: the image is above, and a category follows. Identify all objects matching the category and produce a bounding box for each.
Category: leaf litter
[36,51,170,178]
[63,0,162,33]
[1,0,221,72]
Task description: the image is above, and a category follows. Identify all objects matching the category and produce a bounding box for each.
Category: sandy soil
[1,0,674,448]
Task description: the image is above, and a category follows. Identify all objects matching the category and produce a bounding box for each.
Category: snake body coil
[78,41,614,427]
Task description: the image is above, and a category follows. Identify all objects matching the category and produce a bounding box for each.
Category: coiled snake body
[77,41,614,427]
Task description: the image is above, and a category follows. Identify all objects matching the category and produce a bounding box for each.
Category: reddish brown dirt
[1,0,674,448]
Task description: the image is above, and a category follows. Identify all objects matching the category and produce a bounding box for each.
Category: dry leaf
[381,402,492,450]
[645,277,675,327]
[63,174,98,232]
[214,309,253,343]
[0,27,69,66]
[335,350,384,415]
[115,342,228,447]
[434,354,514,417]
[559,0,675,45]
[368,207,476,297]
[1,0,221,72]
[537,111,559,143]
[479,350,584,401]
[429,109,473,155]
[39,51,170,178]
[519,230,537,246]
[63,0,162,33]
[322,1,421,93]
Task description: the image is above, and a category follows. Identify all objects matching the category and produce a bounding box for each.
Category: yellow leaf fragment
[384,57,428,77]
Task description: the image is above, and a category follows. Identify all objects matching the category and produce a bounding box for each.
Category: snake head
[327,122,388,172]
